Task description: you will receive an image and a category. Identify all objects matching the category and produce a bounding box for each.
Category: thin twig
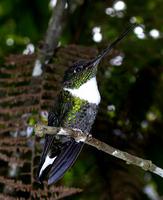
[35,124,163,179]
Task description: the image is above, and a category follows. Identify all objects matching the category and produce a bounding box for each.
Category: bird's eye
[77,66,83,72]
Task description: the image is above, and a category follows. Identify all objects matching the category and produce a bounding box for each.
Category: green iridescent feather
[59,90,87,126]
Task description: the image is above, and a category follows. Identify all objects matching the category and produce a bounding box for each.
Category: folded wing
[37,110,84,185]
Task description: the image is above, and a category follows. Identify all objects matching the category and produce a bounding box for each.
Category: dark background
[0,0,163,199]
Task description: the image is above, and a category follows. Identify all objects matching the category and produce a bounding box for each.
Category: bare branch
[41,0,66,61]
[32,0,66,76]
[35,124,163,179]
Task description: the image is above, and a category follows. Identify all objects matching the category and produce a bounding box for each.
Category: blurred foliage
[0,0,50,56]
[1,0,163,199]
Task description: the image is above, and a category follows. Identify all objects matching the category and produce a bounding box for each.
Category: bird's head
[63,23,136,89]
[63,59,100,89]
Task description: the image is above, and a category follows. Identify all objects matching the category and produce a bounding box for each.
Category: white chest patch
[64,77,101,105]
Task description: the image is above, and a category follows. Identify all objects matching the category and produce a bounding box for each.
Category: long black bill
[93,23,137,64]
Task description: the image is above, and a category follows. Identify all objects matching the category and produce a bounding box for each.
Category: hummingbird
[37,24,135,185]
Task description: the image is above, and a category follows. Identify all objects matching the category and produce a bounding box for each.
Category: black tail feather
[48,141,84,185]
[37,139,84,185]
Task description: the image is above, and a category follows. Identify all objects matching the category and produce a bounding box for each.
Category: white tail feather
[39,155,56,177]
